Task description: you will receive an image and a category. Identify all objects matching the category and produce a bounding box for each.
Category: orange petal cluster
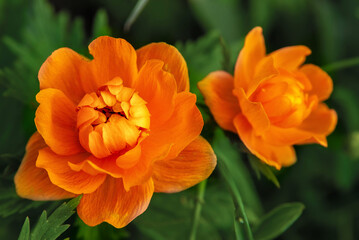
[14,37,217,228]
[198,27,337,169]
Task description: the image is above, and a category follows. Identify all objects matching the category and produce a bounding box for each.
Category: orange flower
[14,37,216,228]
[198,27,337,169]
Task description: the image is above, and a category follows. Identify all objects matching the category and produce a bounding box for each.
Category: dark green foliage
[18,217,30,240]
[0,0,358,239]
[1,0,86,105]
[253,203,305,240]
[249,155,280,188]
[75,217,130,240]
[18,196,81,240]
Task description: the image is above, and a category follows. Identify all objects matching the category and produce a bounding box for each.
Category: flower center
[76,77,150,158]
[251,76,309,128]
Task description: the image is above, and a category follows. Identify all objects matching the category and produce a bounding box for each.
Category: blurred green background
[1,0,359,239]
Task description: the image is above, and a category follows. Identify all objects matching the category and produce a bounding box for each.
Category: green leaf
[213,129,254,240]
[17,196,82,240]
[18,217,30,240]
[253,202,305,240]
[134,183,232,240]
[33,196,82,240]
[92,9,112,39]
[176,31,223,104]
[332,86,359,131]
[1,0,86,104]
[312,0,341,63]
[189,0,244,43]
[212,128,263,221]
[0,154,52,218]
[349,131,359,159]
[75,217,129,240]
[248,155,280,188]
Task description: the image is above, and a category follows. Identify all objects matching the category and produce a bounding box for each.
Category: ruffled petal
[149,92,203,161]
[153,136,216,193]
[248,56,278,96]
[86,36,138,91]
[35,88,84,156]
[198,71,240,132]
[36,148,106,194]
[120,141,172,191]
[297,103,337,145]
[38,48,89,104]
[234,27,266,93]
[234,88,270,134]
[133,60,177,128]
[102,115,140,154]
[262,102,334,147]
[14,132,75,200]
[300,64,333,101]
[269,46,311,70]
[234,114,296,169]
[262,125,323,147]
[136,42,189,92]
[77,177,154,228]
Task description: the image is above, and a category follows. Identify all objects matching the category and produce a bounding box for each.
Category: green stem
[224,172,254,240]
[189,179,207,240]
[322,56,359,73]
[124,0,149,32]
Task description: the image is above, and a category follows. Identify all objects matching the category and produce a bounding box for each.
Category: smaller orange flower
[198,27,337,169]
[14,36,216,228]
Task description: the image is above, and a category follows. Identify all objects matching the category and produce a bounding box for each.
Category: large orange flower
[14,37,216,228]
[198,27,337,169]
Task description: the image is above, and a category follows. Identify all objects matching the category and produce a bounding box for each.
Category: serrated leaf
[31,196,82,240]
[253,202,305,240]
[248,155,280,188]
[17,196,82,240]
[30,211,48,239]
[18,217,30,240]
[1,0,86,104]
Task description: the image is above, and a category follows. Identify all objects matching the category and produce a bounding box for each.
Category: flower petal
[262,126,322,147]
[198,71,240,132]
[298,103,337,143]
[136,42,189,92]
[262,102,335,147]
[77,177,154,228]
[120,141,172,191]
[234,88,270,134]
[234,27,266,93]
[38,48,88,104]
[14,132,75,200]
[234,114,296,169]
[35,88,84,155]
[300,64,333,101]
[150,92,203,160]
[102,115,140,154]
[116,144,142,169]
[36,147,106,194]
[269,46,311,70]
[153,136,217,193]
[87,36,138,90]
[133,60,177,128]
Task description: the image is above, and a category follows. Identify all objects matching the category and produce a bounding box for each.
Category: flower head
[198,27,337,169]
[14,37,216,227]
